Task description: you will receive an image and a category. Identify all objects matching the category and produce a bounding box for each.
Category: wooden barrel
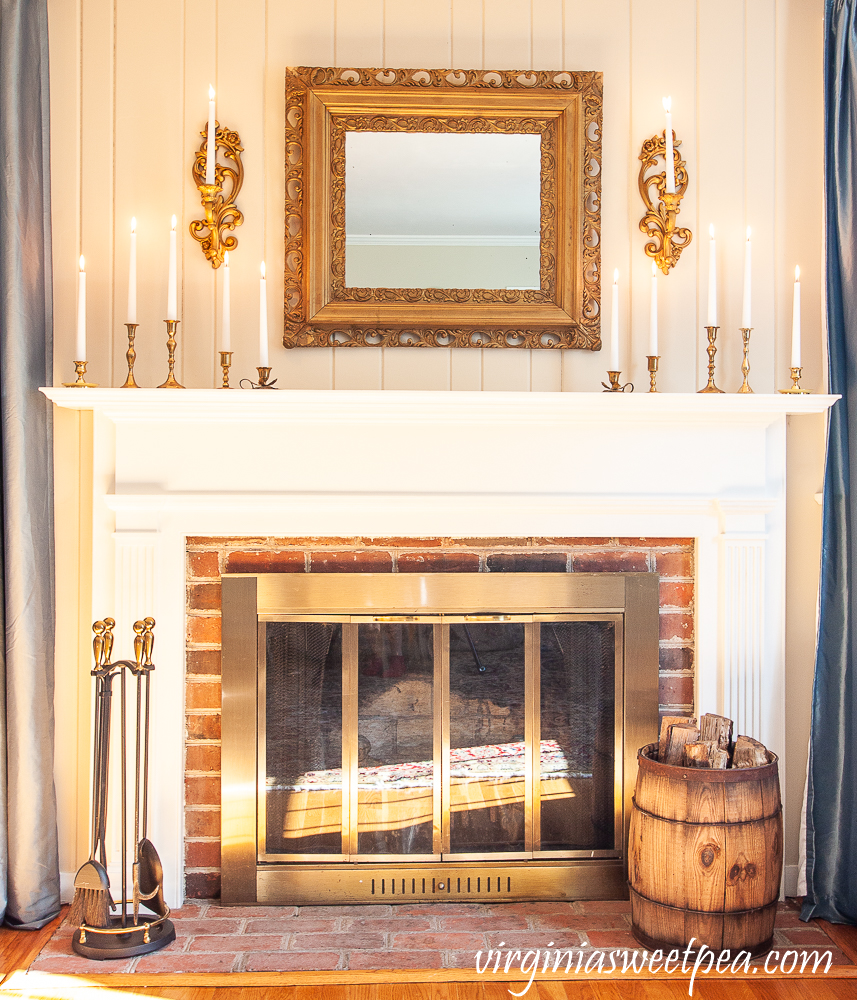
[628,742,783,957]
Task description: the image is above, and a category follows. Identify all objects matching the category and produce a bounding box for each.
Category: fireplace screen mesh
[261,618,617,861]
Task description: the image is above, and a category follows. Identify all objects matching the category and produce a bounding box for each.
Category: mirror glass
[344,132,541,290]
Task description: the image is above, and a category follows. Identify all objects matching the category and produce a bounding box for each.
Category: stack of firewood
[657,713,770,769]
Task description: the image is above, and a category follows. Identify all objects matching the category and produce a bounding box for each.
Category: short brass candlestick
[646,355,660,393]
[737,327,753,394]
[122,323,140,388]
[62,361,98,387]
[601,371,634,393]
[219,351,233,388]
[779,366,810,394]
[698,326,724,393]
[157,320,184,388]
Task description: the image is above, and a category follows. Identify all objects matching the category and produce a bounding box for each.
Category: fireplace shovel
[68,621,116,929]
[132,619,168,920]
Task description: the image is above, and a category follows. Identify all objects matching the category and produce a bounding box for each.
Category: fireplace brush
[70,618,175,960]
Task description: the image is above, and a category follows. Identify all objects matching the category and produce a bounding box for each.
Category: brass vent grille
[370,874,512,897]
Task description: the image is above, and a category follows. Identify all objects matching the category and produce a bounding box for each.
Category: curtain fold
[0,0,60,928]
[802,0,857,926]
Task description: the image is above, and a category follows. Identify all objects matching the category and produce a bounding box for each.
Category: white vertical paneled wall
[48,0,824,395]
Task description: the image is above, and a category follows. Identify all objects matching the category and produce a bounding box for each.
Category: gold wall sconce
[190,120,245,268]
[638,126,692,274]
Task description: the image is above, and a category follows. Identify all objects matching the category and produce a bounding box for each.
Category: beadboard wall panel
[49,0,825,395]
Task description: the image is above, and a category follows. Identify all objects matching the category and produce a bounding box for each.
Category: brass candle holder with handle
[601,371,633,393]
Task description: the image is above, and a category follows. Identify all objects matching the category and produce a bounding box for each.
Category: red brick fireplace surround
[184,535,694,900]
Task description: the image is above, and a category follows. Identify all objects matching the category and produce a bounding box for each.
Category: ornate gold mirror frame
[284,67,602,350]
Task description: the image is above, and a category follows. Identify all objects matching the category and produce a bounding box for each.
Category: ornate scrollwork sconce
[190,124,245,268]
[638,132,692,274]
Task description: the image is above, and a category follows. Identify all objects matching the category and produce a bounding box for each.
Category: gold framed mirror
[284,67,602,350]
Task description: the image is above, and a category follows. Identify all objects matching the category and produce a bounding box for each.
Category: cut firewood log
[658,715,697,762]
[710,748,730,769]
[664,723,701,765]
[682,741,717,768]
[732,735,769,768]
[700,713,733,750]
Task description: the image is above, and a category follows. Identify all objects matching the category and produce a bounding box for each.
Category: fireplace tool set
[69,618,175,959]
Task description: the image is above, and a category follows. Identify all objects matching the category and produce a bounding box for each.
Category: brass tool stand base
[698,326,724,393]
[73,909,175,960]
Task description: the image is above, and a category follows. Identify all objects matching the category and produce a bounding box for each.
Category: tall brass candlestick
[122,323,140,388]
[158,320,184,388]
[737,327,753,394]
[698,326,724,393]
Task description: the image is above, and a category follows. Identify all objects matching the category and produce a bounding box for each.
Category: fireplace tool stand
[71,619,175,960]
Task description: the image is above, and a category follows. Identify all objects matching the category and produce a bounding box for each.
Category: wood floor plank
[377,984,435,1000]
[819,923,857,966]
[0,906,66,982]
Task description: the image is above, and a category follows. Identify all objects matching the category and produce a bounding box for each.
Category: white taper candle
[222,250,231,352]
[742,227,752,328]
[259,261,269,367]
[663,97,675,195]
[127,218,137,325]
[707,224,717,326]
[610,269,619,370]
[206,85,217,185]
[792,266,801,368]
[649,262,658,356]
[167,215,177,320]
[76,255,86,362]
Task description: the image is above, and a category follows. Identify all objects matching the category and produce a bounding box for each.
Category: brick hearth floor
[27,899,850,975]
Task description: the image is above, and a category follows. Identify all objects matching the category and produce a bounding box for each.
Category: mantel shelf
[42,387,839,425]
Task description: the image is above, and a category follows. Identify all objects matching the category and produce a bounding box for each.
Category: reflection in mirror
[344,132,541,290]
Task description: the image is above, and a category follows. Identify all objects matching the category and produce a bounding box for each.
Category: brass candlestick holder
[62,361,98,387]
[254,366,277,389]
[601,371,633,393]
[189,123,244,268]
[647,355,660,392]
[738,327,753,394]
[779,366,810,394]
[122,323,140,388]
[639,132,692,274]
[698,326,724,393]
[157,320,184,388]
[219,351,233,388]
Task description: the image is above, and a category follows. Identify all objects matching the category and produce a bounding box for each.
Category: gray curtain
[0,0,60,928]
[802,0,857,926]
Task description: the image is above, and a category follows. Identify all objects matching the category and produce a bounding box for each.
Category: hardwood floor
[0,906,853,999]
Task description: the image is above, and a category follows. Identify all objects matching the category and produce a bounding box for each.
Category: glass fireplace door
[259,614,622,862]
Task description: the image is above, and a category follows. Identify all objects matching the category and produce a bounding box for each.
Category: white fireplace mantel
[43,387,838,908]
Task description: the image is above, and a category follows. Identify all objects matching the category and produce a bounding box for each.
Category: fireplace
[220,571,658,904]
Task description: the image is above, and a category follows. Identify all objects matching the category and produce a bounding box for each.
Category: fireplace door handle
[370,615,421,622]
[463,615,513,622]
